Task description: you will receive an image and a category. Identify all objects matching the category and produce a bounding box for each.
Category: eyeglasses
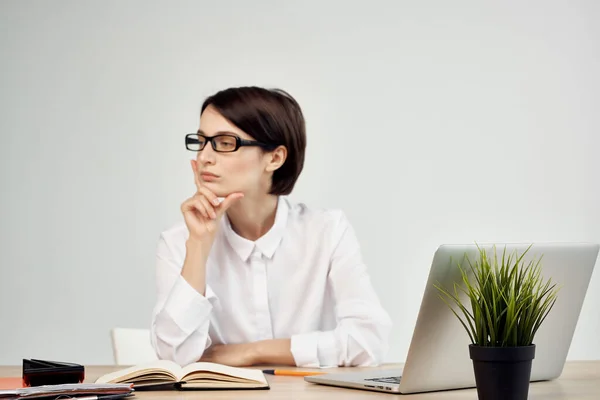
[185,133,275,153]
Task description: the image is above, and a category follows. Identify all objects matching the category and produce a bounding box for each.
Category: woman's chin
[202,182,230,198]
[202,181,246,199]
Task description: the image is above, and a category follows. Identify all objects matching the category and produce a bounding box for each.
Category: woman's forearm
[254,339,296,366]
[181,238,210,295]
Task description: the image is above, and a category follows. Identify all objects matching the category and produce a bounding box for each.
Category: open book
[95,360,269,390]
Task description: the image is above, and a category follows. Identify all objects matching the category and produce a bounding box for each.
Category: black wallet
[22,359,85,387]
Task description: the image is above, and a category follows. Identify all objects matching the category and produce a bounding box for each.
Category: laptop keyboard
[364,376,401,384]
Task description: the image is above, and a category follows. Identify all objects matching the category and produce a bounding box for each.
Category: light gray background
[1,0,598,365]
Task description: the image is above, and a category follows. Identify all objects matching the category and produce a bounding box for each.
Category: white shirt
[150,196,392,368]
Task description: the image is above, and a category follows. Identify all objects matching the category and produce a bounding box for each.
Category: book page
[95,360,181,384]
[179,362,267,384]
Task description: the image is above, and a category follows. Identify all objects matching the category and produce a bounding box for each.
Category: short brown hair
[200,86,306,196]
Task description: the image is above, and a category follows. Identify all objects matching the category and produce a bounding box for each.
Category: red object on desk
[0,377,25,389]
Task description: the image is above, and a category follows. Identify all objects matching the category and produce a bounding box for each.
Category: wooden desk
[1,362,599,399]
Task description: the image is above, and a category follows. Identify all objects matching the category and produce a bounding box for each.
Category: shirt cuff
[291,332,320,367]
[316,332,339,367]
[162,275,216,336]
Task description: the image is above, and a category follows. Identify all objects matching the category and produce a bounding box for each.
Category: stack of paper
[0,383,133,399]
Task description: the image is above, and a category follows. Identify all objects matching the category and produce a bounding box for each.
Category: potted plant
[434,244,561,400]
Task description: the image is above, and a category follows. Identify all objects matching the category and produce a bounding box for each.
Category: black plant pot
[469,344,536,400]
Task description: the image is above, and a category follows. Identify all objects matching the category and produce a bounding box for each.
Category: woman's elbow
[151,333,208,366]
[150,325,180,364]
[150,321,212,366]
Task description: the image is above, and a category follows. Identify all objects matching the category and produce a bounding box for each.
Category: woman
[150,86,392,368]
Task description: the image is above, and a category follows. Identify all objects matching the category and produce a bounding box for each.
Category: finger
[196,195,216,219]
[183,197,208,219]
[217,192,244,215]
[181,197,199,214]
[190,159,202,192]
[192,198,214,219]
[197,186,220,207]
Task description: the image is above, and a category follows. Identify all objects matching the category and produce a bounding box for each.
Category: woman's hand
[200,343,259,367]
[181,159,243,244]
[199,339,295,367]
[179,160,242,296]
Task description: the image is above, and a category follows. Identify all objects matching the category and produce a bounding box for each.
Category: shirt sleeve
[150,232,218,366]
[290,211,393,368]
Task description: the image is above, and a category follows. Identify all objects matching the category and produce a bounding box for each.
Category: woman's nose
[198,143,216,164]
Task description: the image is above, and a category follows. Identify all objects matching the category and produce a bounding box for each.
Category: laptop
[305,242,599,394]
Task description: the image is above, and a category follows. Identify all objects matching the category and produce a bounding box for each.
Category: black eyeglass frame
[185,133,277,153]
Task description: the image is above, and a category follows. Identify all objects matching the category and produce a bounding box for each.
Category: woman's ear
[265,145,287,172]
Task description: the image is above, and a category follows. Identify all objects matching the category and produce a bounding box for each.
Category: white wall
[0,0,598,365]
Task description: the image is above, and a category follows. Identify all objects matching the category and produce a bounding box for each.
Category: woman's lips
[200,172,219,182]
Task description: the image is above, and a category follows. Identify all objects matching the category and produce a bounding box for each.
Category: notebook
[95,360,269,390]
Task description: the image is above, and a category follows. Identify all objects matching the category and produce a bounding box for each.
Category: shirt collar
[222,197,289,262]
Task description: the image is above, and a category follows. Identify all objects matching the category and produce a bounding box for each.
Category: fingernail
[212,199,220,205]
